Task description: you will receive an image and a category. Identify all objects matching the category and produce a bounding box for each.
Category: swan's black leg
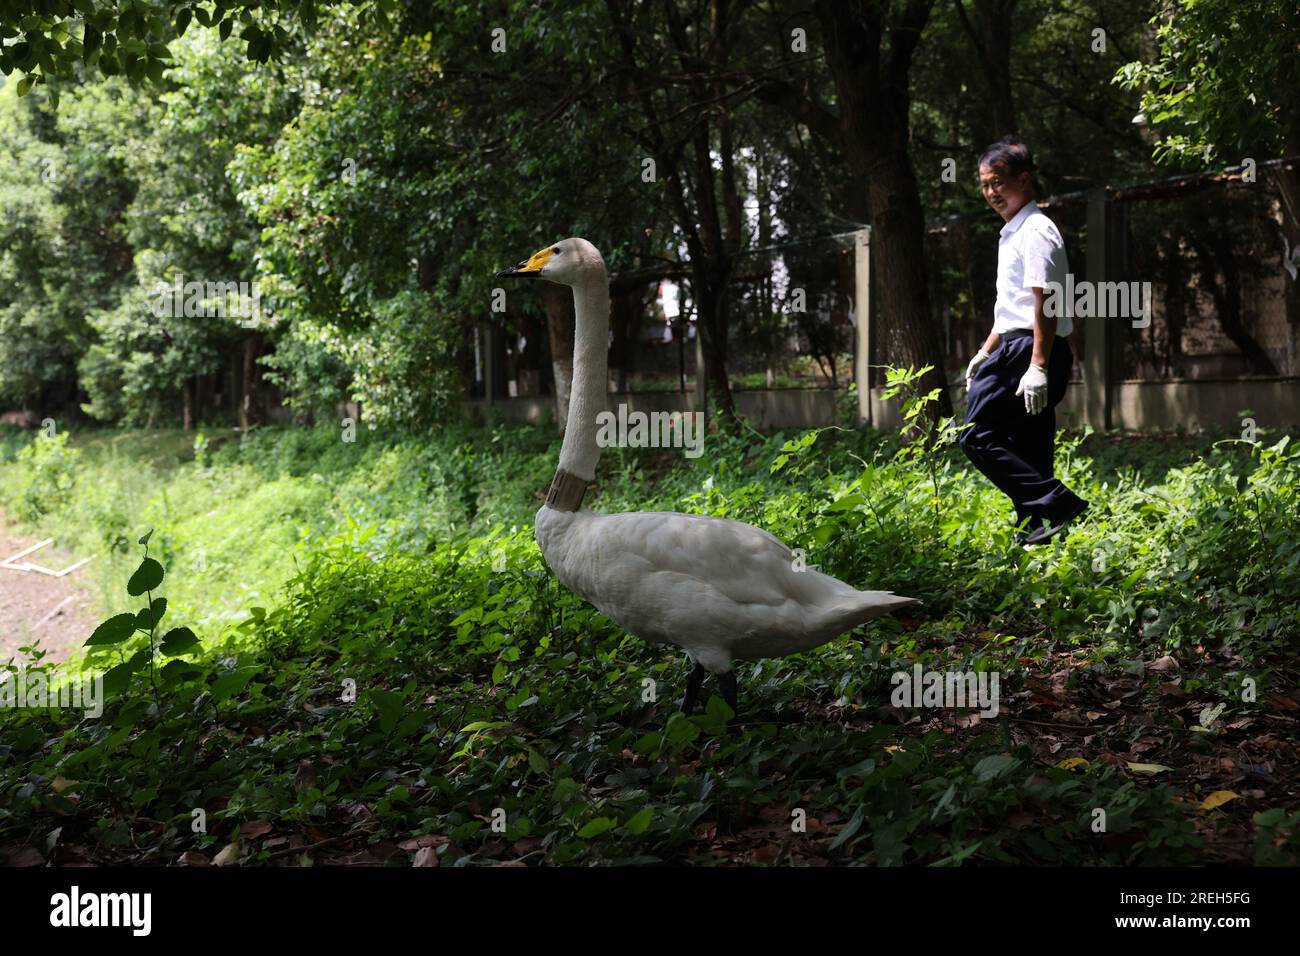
[718,671,738,712]
[680,661,706,713]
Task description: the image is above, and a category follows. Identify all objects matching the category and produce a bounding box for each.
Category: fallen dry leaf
[1127,762,1175,774]
[294,760,317,791]
[398,834,450,851]
[212,842,241,867]
[412,846,439,867]
[3,846,46,867]
[240,820,273,840]
[1201,790,1239,810]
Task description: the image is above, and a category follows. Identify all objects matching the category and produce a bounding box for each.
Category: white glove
[1016,363,1049,415]
[965,348,992,391]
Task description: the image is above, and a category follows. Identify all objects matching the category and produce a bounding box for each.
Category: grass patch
[0,412,1297,865]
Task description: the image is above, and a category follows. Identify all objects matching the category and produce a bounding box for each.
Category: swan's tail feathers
[835,590,920,629]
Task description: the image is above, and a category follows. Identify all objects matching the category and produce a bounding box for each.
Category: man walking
[960,137,1088,545]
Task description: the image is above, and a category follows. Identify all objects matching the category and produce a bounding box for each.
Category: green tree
[0,75,135,410]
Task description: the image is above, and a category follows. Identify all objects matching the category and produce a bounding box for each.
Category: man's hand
[965,348,992,391]
[1015,363,1049,415]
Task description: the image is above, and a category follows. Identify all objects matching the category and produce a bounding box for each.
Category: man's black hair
[978,136,1036,177]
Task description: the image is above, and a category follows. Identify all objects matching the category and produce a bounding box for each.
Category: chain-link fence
[484,162,1299,425]
[1118,173,1299,381]
[924,165,1300,387]
[487,234,860,402]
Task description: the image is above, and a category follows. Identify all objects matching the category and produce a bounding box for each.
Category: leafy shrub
[2,430,81,520]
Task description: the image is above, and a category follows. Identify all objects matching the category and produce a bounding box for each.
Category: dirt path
[0,513,99,664]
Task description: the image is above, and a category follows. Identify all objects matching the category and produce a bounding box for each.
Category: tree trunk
[241,332,263,431]
[542,281,575,431]
[1160,237,1187,378]
[954,0,1019,141]
[813,0,952,420]
[182,376,194,432]
[692,271,737,417]
[1275,124,1300,375]
[602,0,741,423]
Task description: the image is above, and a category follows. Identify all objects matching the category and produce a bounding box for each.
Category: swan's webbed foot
[680,661,706,713]
[718,671,738,712]
[680,661,739,724]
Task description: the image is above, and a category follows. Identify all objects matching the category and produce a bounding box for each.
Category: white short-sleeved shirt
[993,201,1072,337]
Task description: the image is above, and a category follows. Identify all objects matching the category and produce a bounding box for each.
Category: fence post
[1084,188,1113,430]
[853,227,873,426]
[694,317,708,427]
[482,320,495,423]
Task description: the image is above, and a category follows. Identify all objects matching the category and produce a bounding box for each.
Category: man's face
[979,162,1032,222]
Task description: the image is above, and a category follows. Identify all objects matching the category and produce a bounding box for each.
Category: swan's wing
[546,510,866,622]
[538,508,913,672]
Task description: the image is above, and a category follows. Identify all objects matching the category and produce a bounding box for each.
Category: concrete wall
[468,380,1300,434]
[467,388,842,431]
[1108,380,1300,432]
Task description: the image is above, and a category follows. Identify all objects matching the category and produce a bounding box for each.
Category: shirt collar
[999,200,1037,238]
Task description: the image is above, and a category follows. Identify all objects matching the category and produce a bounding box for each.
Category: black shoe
[1023,499,1089,546]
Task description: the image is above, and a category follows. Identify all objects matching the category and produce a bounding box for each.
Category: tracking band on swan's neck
[545,468,588,512]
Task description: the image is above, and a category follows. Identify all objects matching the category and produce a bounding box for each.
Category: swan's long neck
[558,273,610,481]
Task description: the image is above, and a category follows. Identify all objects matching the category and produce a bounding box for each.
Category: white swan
[498,238,918,713]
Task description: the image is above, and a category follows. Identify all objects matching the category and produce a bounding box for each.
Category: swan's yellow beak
[496,246,553,279]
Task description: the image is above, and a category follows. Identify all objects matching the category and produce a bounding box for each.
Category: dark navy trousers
[959,330,1086,529]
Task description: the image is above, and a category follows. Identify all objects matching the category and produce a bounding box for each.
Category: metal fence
[483,233,860,402]
[925,161,1300,386]
[1116,173,1298,381]
[478,158,1300,430]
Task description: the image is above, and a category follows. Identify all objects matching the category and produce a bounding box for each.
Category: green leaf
[973,754,1019,782]
[836,757,876,780]
[829,808,864,850]
[825,493,865,512]
[631,731,662,754]
[577,817,616,839]
[623,807,654,835]
[159,626,198,656]
[664,713,700,746]
[369,688,404,735]
[85,613,138,647]
[16,76,33,97]
[461,720,511,733]
[102,659,139,696]
[127,558,164,596]
[703,693,734,727]
[210,669,254,703]
[930,783,958,821]
[527,749,549,775]
[137,529,153,546]
[136,597,167,631]
[160,660,204,685]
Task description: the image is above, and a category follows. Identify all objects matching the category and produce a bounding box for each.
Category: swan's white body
[503,238,916,678]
